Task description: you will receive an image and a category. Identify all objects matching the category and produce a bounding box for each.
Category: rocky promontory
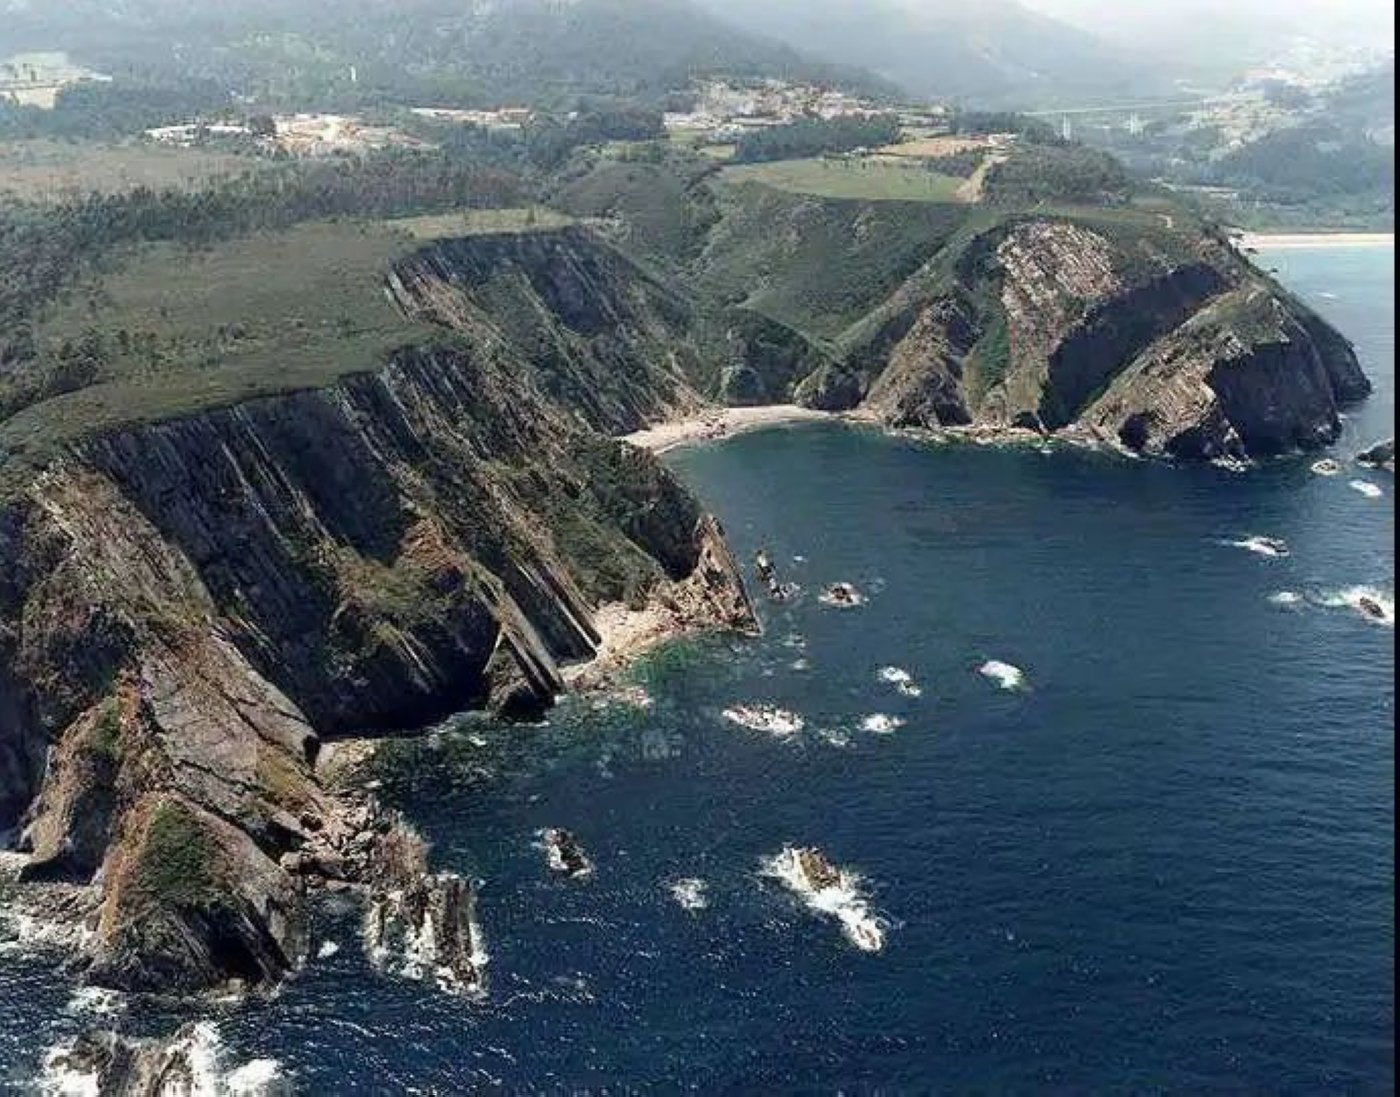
[0,228,756,996]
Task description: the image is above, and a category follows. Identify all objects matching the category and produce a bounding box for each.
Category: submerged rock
[818,582,864,608]
[540,828,593,878]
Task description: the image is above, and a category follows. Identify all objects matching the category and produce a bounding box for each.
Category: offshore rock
[42,1022,290,1096]
[1358,438,1395,471]
[364,871,487,996]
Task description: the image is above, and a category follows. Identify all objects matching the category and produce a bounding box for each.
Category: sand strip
[621,405,833,454]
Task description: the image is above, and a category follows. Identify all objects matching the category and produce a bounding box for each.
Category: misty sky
[1021,0,1394,49]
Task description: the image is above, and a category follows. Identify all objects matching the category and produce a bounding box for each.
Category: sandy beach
[1238,232,1394,250]
[621,404,833,454]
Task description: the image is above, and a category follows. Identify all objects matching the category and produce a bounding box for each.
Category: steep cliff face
[817,218,1370,458]
[0,228,756,994]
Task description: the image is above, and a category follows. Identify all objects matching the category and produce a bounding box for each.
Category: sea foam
[1316,586,1395,626]
[876,666,922,697]
[760,847,886,953]
[722,705,804,738]
[1224,535,1290,558]
[860,714,906,735]
[668,878,709,911]
[978,660,1026,691]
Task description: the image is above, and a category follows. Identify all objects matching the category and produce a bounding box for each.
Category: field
[875,136,993,159]
[0,140,254,201]
[721,158,966,203]
[391,207,583,238]
[1,220,443,459]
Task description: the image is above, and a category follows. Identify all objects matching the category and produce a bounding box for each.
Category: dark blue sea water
[1,244,1393,1093]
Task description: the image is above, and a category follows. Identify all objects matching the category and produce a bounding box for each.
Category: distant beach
[621,404,833,454]
[1239,232,1394,250]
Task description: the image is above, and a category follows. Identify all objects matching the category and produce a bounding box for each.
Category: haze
[1022,0,1395,54]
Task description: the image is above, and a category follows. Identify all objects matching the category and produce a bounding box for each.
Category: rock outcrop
[42,1022,290,1096]
[841,219,1369,459]
[1358,438,1395,471]
[0,229,757,995]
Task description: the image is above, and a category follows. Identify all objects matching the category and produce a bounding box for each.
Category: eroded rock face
[839,218,1369,458]
[0,229,757,995]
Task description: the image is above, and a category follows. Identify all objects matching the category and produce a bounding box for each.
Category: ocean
[1,243,1393,1093]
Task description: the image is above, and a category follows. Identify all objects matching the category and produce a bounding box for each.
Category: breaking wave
[1223,535,1290,558]
[978,660,1026,691]
[1315,586,1394,626]
[1349,479,1384,499]
[668,878,709,911]
[759,847,886,953]
[817,583,865,608]
[860,714,906,734]
[876,666,922,697]
[722,704,805,738]
[40,1022,286,1097]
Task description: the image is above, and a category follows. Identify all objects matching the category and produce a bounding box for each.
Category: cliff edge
[0,228,756,994]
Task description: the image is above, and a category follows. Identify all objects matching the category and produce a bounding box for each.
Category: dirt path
[955,153,1008,204]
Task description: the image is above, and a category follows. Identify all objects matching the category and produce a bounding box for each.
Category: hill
[696,0,1167,107]
[0,0,890,109]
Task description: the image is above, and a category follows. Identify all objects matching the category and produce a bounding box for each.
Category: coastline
[1238,231,1394,250]
[620,404,834,454]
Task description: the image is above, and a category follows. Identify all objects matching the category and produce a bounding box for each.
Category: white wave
[316,940,340,959]
[1224,535,1290,558]
[1319,291,1339,300]
[816,727,852,748]
[860,714,906,735]
[40,1022,285,1097]
[876,666,923,698]
[978,660,1026,691]
[1211,455,1251,473]
[722,704,804,738]
[63,987,124,1019]
[224,1059,285,1096]
[1349,479,1384,498]
[1268,590,1303,606]
[1,907,95,953]
[668,878,709,911]
[37,1046,99,1097]
[1315,586,1394,627]
[760,847,886,953]
[1310,458,1342,476]
[789,657,811,672]
[817,582,865,608]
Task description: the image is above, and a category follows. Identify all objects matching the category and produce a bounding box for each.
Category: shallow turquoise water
[1,245,1393,1093]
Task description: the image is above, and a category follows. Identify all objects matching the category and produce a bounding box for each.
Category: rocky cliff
[0,228,756,995]
[738,212,1370,460]
[551,161,1371,460]
[851,219,1370,459]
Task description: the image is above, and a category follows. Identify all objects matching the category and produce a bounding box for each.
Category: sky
[1021,0,1395,50]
